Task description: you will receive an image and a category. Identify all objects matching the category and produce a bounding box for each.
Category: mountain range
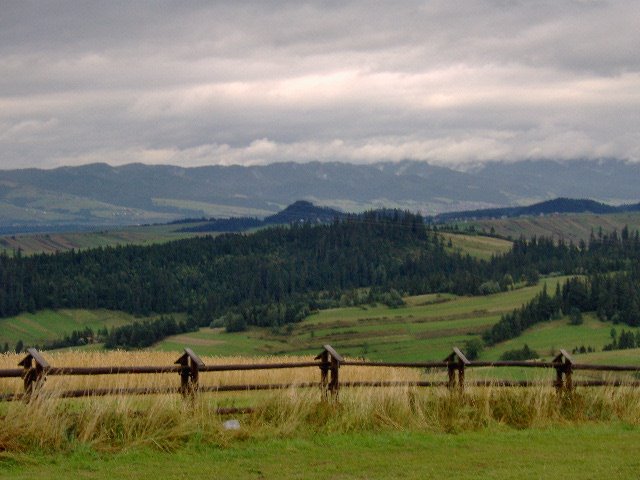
[1,159,639,229]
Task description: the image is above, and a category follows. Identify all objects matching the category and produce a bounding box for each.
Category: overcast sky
[1,1,639,169]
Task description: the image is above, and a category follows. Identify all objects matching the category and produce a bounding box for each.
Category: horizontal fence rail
[1,346,640,404]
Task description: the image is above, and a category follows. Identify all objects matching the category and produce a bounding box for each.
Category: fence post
[315,345,343,401]
[444,347,470,392]
[174,348,205,397]
[552,349,574,394]
[18,348,50,400]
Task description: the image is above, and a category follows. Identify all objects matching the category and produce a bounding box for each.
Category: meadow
[2,348,640,478]
[4,274,638,373]
[157,276,588,362]
[3,276,640,477]
[0,309,180,347]
[440,232,512,260]
[0,224,205,256]
[466,211,640,243]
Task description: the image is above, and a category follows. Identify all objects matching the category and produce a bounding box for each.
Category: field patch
[3,426,639,479]
[0,309,158,346]
[156,276,571,361]
[440,232,512,259]
[467,212,640,243]
[0,224,204,256]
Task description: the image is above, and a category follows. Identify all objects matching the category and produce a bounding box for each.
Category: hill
[435,198,634,222]
[178,200,345,233]
[464,212,640,243]
[2,159,640,228]
[264,200,345,224]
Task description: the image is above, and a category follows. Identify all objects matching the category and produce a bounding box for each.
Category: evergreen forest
[2,212,640,349]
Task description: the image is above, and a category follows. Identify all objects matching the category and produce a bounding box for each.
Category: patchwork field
[4,273,637,380]
[0,224,206,256]
[157,277,578,362]
[441,232,512,260]
[466,211,640,243]
[0,309,179,347]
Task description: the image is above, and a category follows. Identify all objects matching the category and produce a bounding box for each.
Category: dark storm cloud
[1,1,639,168]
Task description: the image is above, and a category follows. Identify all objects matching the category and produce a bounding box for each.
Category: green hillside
[3,274,638,382]
[155,277,573,361]
[0,223,207,256]
[441,232,512,260]
[466,212,640,243]
[0,309,164,347]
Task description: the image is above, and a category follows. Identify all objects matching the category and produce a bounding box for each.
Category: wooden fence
[2,346,640,404]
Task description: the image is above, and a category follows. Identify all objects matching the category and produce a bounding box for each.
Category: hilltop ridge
[1,159,640,229]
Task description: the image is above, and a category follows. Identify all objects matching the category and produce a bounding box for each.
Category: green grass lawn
[2,425,639,479]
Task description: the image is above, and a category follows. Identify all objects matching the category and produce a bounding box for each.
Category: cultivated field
[0,223,511,259]
[158,276,583,361]
[441,232,512,260]
[0,224,206,256]
[3,275,638,381]
[0,309,179,346]
[465,211,640,243]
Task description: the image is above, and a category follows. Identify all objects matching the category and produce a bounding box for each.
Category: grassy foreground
[2,352,640,478]
[1,425,639,479]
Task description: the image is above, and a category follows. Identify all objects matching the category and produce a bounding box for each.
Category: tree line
[2,213,640,349]
[483,267,640,346]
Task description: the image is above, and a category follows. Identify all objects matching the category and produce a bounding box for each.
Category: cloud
[1,1,639,169]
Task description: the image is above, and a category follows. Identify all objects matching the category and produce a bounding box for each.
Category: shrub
[569,307,583,325]
[478,281,501,295]
[463,338,484,360]
[499,344,539,361]
[224,313,247,333]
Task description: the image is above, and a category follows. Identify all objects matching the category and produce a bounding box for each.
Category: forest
[2,212,640,349]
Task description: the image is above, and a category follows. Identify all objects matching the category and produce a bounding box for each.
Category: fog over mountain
[1,159,639,229]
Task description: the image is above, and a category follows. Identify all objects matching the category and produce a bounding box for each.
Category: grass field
[441,232,512,260]
[3,273,635,376]
[2,425,639,479]
[0,224,207,256]
[156,277,575,362]
[0,309,181,347]
[465,211,640,243]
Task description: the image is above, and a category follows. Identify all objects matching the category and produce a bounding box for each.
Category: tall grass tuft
[2,351,640,453]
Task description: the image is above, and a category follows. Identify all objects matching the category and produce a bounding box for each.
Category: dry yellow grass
[2,351,640,454]
[0,351,425,396]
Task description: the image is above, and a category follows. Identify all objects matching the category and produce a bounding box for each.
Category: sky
[1,0,639,170]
